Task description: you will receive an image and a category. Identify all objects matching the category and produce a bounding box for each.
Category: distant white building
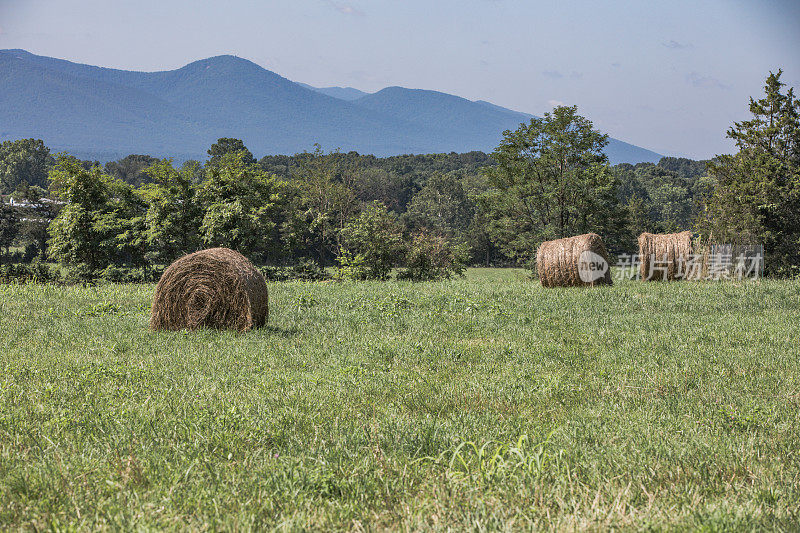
[4,196,64,208]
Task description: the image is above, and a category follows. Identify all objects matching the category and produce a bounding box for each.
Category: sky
[1,0,798,159]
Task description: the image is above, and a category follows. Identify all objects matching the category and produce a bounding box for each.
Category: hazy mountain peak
[181,54,260,69]
[367,86,463,99]
[0,50,665,163]
[298,83,368,101]
[0,49,32,57]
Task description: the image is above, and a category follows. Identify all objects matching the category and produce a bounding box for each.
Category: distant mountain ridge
[297,83,368,101]
[0,50,664,163]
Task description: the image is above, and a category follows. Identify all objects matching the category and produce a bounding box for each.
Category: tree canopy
[699,70,800,275]
[482,105,625,260]
[0,138,53,194]
[5,78,798,280]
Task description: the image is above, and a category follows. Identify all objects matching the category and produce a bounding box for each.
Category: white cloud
[686,71,729,90]
[548,99,564,107]
[325,1,364,16]
[543,70,582,80]
[663,40,692,50]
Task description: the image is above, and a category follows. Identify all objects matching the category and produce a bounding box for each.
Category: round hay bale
[150,248,269,332]
[536,233,613,287]
[638,231,693,281]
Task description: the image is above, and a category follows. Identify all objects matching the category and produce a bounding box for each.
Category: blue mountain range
[0,50,664,163]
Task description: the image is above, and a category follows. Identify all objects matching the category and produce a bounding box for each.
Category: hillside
[298,83,368,101]
[0,50,664,163]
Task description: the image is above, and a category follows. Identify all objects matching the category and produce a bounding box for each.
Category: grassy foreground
[1,269,799,530]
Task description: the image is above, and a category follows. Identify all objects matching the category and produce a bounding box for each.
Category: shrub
[260,259,330,282]
[291,258,330,281]
[337,202,405,280]
[333,250,369,281]
[63,264,94,284]
[22,243,39,263]
[100,265,137,283]
[97,265,162,283]
[0,261,61,284]
[398,232,467,282]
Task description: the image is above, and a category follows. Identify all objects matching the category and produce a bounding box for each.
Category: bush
[98,265,161,283]
[63,264,94,284]
[0,262,61,284]
[260,259,330,282]
[333,250,370,281]
[87,265,163,283]
[291,258,330,281]
[337,202,405,280]
[398,232,467,282]
[22,243,39,263]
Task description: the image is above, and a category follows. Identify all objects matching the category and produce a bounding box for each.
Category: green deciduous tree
[615,164,695,234]
[47,157,116,275]
[352,167,410,211]
[198,152,284,260]
[699,70,800,276]
[207,138,256,168]
[0,202,20,259]
[285,145,359,266]
[483,105,625,261]
[0,139,53,193]
[337,201,405,280]
[105,154,160,187]
[140,159,202,264]
[11,184,60,260]
[405,171,474,244]
[47,155,148,277]
[102,178,149,272]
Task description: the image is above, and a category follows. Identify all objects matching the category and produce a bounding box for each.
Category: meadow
[0,269,798,530]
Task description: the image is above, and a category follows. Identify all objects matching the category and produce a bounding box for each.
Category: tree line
[1,70,798,279]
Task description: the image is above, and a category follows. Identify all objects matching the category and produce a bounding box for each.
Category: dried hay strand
[536,233,613,287]
[637,231,693,281]
[150,248,269,332]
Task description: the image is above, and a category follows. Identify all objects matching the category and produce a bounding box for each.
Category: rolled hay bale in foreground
[150,248,269,332]
[536,233,613,287]
[638,231,693,281]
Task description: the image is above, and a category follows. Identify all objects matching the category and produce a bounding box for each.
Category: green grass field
[1,269,799,530]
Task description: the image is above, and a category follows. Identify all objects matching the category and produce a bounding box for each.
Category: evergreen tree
[700,70,800,276]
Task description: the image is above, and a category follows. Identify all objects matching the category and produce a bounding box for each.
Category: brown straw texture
[536,233,613,288]
[638,231,693,281]
[150,248,269,332]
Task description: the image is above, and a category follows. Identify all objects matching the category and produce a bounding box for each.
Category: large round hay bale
[150,248,269,332]
[638,231,693,281]
[536,233,613,287]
